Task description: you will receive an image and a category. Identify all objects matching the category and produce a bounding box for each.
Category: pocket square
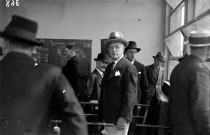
[138,72,141,74]
[115,70,121,76]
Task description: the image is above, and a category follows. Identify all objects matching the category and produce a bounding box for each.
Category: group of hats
[1,15,210,57]
[104,31,165,62]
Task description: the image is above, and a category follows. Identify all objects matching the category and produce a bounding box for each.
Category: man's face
[125,49,137,62]
[108,42,124,61]
[64,48,74,59]
[96,61,108,72]
[154,58,164,67]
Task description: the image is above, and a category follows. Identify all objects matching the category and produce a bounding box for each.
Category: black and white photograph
[0,0,210,135]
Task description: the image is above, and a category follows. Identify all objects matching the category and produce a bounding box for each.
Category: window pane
[165,31,184,57]
[168,60,179,80]
[195,0,210,17]
[170,4,185,32]
[182,14,210,37]
[165,0,183,9]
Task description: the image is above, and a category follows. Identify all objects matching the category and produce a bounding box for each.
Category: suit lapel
[106,57,125,81]
[149,65,158,81]
[94,69,102,86]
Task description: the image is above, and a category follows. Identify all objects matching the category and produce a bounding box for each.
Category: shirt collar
[112,54,124,68]
[96,68,103,77]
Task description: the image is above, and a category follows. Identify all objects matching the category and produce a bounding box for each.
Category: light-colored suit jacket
[170,54,210,135]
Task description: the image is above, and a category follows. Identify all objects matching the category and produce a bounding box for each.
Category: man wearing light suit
[142,52,165,135]
[98,31,138,135]
[170,30,210,135]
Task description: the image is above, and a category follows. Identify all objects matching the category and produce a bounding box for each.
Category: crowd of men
[1,15,210,135]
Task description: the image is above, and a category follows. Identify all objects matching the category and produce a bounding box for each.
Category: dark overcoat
[133,60,148,104]
[0,52,87,135]
[170,55,210,135]
[62,56,80,96]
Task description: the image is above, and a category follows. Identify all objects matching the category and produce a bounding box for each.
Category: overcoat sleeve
[190,67,210,134]
[50,70,88,135]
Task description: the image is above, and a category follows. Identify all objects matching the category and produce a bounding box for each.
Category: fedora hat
[153,52,165,62]
[0,15,42,46]
[125,41,141,52]
[104,31,128,47]
[185,30,210,47]
[94,53,111,63]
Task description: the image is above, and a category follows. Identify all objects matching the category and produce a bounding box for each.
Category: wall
[0,0,165,71]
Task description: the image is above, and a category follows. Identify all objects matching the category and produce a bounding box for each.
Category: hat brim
[153,56,165,62]
[104,38,128,47]
[184,41,210,47]
[125,48,141,52]
[0,31,42,46]
[94,58,110,63]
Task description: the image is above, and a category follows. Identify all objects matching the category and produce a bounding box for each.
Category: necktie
[110,62,115,69]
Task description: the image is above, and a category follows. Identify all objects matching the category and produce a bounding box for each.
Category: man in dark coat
[62,45,80,96]
[124,41,148,104]
[98,31,138,135]
[124,41,148,135]
[170,30,210,135]
[0,15,87,135]
[85,53,111,101]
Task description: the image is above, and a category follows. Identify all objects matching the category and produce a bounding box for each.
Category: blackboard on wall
[35,38,92,76]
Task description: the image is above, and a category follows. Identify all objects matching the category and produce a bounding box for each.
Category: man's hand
[116,117,126,130]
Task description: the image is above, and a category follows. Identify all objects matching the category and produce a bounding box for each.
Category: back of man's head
[66,45,76,51]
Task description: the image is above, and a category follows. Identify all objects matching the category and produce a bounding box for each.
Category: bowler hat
[0,15,42,46]
[94,53,111,63]
[125,41,141,52]
[185,30,210,47]
[104,31,128,47]
[153,52,165,62]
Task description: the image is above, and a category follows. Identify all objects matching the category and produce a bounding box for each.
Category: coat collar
[3,52,34,62]
[188,54,210,71]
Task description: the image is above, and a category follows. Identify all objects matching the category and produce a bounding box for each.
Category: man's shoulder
[145,64,153,70]
[90,69,100,76]
[36,63,62,75]
[134,60,145,67]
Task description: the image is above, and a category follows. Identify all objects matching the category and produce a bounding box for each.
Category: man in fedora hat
[170,30,210,135]
[124,41,148,104]
[143,52,165,105]
[141,52,165,135]
[0,15,87,135]
[85,53,111,101]
[98,31,138,135]
[124,41,148,135]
